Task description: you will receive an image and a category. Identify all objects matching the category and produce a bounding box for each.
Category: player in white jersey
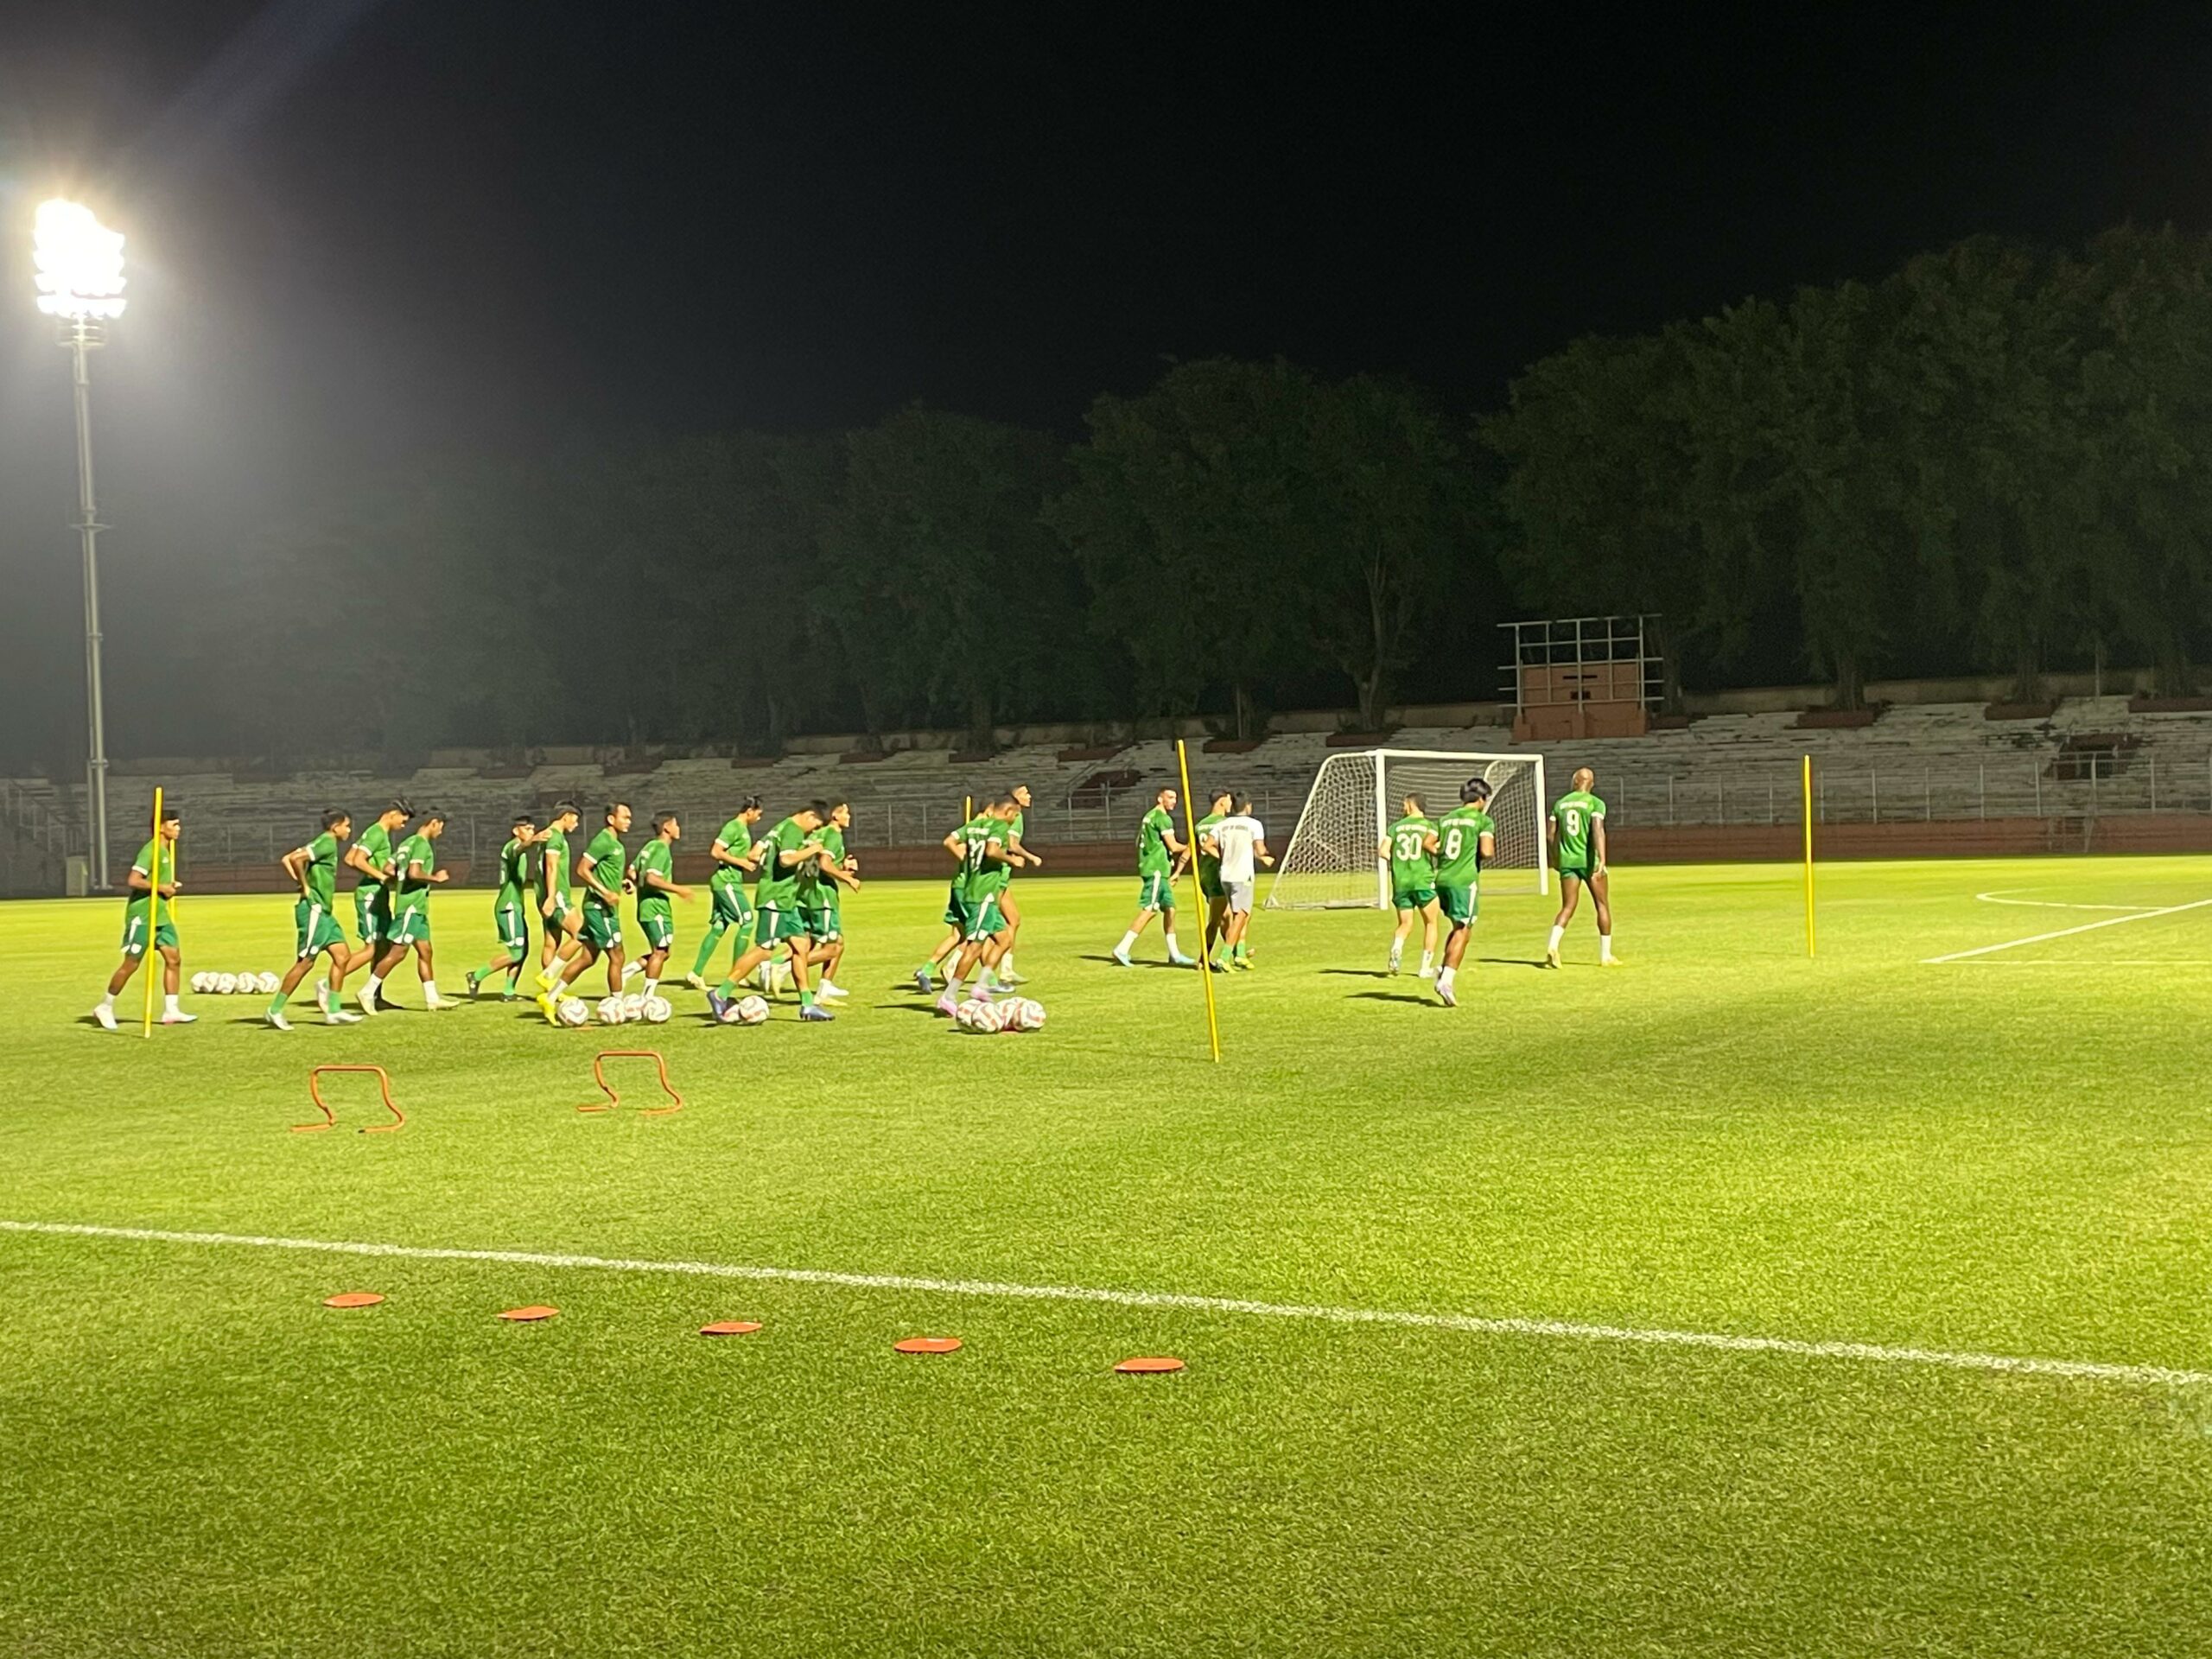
[1202,794,1273,969]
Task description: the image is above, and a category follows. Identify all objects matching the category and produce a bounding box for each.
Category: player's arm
[710,836,747,874]
[1478,830,1496,862]
[1006,827,1040,868]
[127,859,154,896]
[1592,813,1608,875]
[580,855,621,907]
[941,828,966,861]
[1255,833,1276,870]
[642,862,691,903]
[538,844,562,914]
[280,845,311,893]
[343,842,378,880]
[409,850,450,887]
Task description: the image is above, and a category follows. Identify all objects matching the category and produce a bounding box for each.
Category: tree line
[160,223,2212,764]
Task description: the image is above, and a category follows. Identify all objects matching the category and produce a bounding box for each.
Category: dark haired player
[267,808,364,1028]
[1433,779,1496,1007]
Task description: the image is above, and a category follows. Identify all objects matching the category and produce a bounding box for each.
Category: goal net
[1265,749,1548,908]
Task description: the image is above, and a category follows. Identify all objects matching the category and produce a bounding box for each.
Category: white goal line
[3,1218,2205,1390]
[1922,896,2212,964]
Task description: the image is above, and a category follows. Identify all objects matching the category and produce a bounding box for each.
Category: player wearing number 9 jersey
[1547,766,1619,967]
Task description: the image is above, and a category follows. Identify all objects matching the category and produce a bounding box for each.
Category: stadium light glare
[34,199,128,321]
[34,197,127,889]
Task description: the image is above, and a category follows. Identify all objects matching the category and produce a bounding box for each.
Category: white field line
[1974,889,2157,912]
[1942,960,2212,969]
[3,1218,2207,1390]
[1923,896,2212,964]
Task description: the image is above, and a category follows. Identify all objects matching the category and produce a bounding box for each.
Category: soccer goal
[1265,749,1549,908]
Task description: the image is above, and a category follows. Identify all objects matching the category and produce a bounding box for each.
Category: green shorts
[709,874,753,928]
[753,901,810,947]
[388,905,432,946]
[353,885,392,944]
[1137,870,1177,912]
[581,901,622,951]
[121,905,177,958]
[294,898,346,959]
[1392,887,1438,912]
[942,879,966,928]
[1437,884,1477,926]
[539,890,575,933]
[494,900,529,957]
[804,903,841,943]
[638,906,675,951]
[1198,873,1224,902]
[963,894,1006,942]
[1558,863,1597,886]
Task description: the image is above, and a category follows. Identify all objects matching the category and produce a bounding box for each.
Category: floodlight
[34,199,127,321]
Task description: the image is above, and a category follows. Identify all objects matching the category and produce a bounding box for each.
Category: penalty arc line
[1923,896,2212,964]
[3,1218,2208,1390]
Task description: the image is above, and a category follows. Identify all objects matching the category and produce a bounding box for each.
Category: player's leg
[410,925,445,1008]
[1113,874,1167,965]
[1546,875,1583,967]
[1436,887,1474,1006]
[1204,893,1230,967]
[93,909,147,1029]
[1388,902,1414,973]
[995,888,1023,983]
[1418,897,1440,978]
[272,902,341,1028]
[707,903,784,1018]
[153,939,193,1025]
[1587,870,1619,964]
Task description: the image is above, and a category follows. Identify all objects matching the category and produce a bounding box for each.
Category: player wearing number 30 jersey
[1547,766,1620,968]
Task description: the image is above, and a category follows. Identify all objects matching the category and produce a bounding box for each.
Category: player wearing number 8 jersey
[1433,779,1496,1007]
[1379,793,1441,977]
[1547,766,1619,967]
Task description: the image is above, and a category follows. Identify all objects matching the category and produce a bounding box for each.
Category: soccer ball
[620,992,646,1022]
[189,972,212,995]
[734,995,770,1026]
[556,997,591,1027]
[640,995,671,1024]
[957,998,1007,1033]
[236,970,258,992]
[1007,998,1046,1032]
[595,995,627,1026]
[257,971,281,995]
[215,973,238,995]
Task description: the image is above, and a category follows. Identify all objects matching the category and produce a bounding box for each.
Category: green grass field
[5,858,2212,1656]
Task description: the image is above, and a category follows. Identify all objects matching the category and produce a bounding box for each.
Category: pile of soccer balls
[953,996,1046,1033]
[191,970,280,996]
[588,993,671,1026]
[714,995,772,1027]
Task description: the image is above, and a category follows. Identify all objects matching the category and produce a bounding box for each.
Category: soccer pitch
[4,858,2211,1656]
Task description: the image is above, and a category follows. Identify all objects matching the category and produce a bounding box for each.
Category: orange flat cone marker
[499,1305,560,1322]
[698,1320,762,1336]
[893,1336,963,1354]
[1114,1356,1185,1374]
[322,1292,385,1309]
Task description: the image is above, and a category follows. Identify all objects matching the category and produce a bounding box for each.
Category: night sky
[4,1,2212,759]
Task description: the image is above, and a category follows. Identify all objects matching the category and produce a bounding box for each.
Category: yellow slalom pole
[1174,739,1222,1063]
[1802,754,1816,958]
[142,786,163,1037]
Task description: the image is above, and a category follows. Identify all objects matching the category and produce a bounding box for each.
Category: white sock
[1165,932,1184,958]
[1001,951,1015,976]
[1599,934,1615,962]
[1438,966,1456,992]
[423,980,438,1001]
[164,994,181,1015]
[1547,925,1564,953]
[1420,950,1433,973]
[1389,940,1404,965]
[1116,931,1138,955]
[96,994,114,1013]
[643,978,658,997]
[365,973,385,996]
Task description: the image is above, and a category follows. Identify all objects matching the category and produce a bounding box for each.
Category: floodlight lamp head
[34,200,128,321]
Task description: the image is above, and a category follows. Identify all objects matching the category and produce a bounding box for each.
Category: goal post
[1264,750,1548,909]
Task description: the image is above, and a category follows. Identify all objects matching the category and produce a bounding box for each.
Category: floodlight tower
[33,199,128,891]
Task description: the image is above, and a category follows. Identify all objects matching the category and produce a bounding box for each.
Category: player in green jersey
[341,799,413,990]
[532,801,585,977]
[1194,788,1233,971]
[628,811,693,998]
[686,797,765,989]
[92,802,193,1030]
[1546,766,1619,967]
[266,808,364,1029]
[935,798,1020,1014]
[538,803,632,1019]
[363,809,452,1011]
[994,783,1041,986]
[706,801,843,1023]
[1112,787,1197,967]
[1433,779,1497,1008]
[1379,793,1442,977]
[804,800,860,1003]
[465,812,538,1001]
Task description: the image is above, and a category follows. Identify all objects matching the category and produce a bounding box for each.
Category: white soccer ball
[640,995,671,1024]
[958,998,1006,1033]
[215,972,238,995]
[556,996,591,1027]
[189,972,212,995]
[257,971,281,995]
[1007,998,1046,1032]
[620,992,646,1022]
[596,995,627,1026]
[734,994,771,1027]
[237,970,259,992]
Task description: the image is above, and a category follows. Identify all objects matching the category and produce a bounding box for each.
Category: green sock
[691,925,725,977]
[266,989,288,1014]
[798,988,814,1008]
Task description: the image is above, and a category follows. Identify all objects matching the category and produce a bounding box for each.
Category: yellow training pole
[142,785,162,1037]
[1174,739,1222,1063]
[1802,754,1816,958]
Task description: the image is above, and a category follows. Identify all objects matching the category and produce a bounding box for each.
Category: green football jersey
[1136,804,1176,876]
[710,817,753,888]
[754,817,810,905]
[496,836,531,907]
[1434,806,1494,887]
[391,833,436,911]
[816,823,848,899]
[1195,811,1225,887]
[354,823,395,892]
[1551,791,1605,867]
[129,836,177,920]
[969,817,1011,899]
[301,830,340,909]
[631,838,675,917]
[533,827,570,900]
[1386,815,1438,891]
[582,828,627,906]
